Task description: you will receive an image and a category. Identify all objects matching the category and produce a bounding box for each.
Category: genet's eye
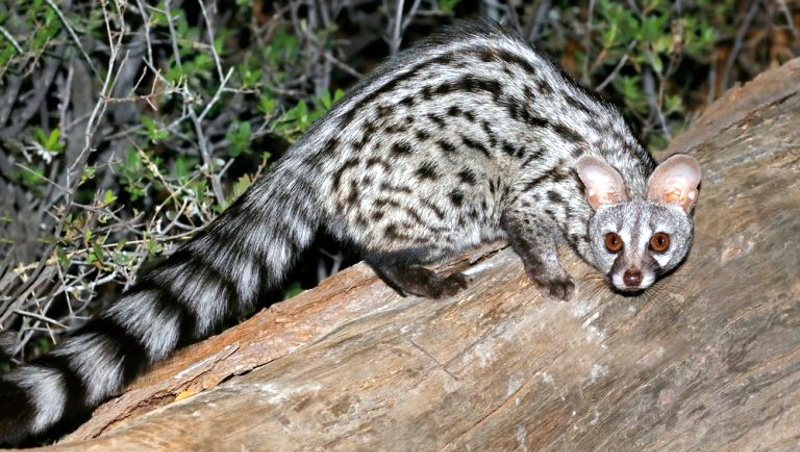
[604,232,623,253]
[649,232,670,252]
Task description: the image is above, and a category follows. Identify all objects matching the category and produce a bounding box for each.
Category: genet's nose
[623,270,643,287]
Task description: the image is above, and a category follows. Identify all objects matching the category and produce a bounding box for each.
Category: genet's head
[576,155,702,293]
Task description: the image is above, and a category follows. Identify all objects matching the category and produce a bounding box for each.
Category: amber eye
[650,232,670,252]
[604,232,623,253]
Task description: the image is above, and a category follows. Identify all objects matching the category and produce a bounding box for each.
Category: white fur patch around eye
[653,253,671,268]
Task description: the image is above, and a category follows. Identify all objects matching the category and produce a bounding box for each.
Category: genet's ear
[576,156,628,210]
[647,154,702,212]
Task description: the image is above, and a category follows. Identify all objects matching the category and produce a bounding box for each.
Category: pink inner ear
[647,155,702,211]
[576,156,627,210]
[664,188,682,204]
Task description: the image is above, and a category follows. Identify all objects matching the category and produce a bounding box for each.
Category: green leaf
[259,94,276,115]
[226,121,251,157]
[103,189,117,205]
[174,157,190,178]
[141,116,167,141]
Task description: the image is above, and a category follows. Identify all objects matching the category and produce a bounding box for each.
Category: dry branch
[13,58,800,452]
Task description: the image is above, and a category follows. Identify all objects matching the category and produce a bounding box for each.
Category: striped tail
[0,163,320,444]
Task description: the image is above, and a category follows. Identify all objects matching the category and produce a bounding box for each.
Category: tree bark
[18,57,800,452]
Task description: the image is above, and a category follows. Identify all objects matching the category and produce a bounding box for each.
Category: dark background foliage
[0,0,797,365]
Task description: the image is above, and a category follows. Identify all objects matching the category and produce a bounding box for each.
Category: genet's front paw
[530,273,575,301]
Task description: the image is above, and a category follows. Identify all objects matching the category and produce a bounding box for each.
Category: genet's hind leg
[369,262,470,299]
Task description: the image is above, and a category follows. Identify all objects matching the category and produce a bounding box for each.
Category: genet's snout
[623,269,643,287]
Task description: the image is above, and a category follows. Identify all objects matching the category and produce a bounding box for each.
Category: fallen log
[16,57,800,451]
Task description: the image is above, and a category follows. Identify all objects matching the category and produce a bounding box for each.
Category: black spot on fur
[551,123,584,143]
[461,136,491,158]
[392,142,413,156]
[502,141,516,157]
[415,129,431,141]
[496,49,537,77]
[457,169,477,185]
[375,198,401,209]
[376,104,391,117]
[536,79,553,94]
[428,114,446,128]
[506,100,519,120]
[423,200,445,219]
[435,83,453,95]
[347,181,360,206]
[450,190,464,206]
[547,190,563,203]
[448,105,462,117]
[437,140,456,154]
[404,207,424,224]
[416,161,439,180]
[385,123,408,134]
[379,182,413,194]
[399,95,416,107]
[481,121,497,147]
[523,85,535,103]
[365,157,390,171]
[307,137,338,166]
[563,93,594,115]
[332,157,360,188]
[385,224,399,239]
